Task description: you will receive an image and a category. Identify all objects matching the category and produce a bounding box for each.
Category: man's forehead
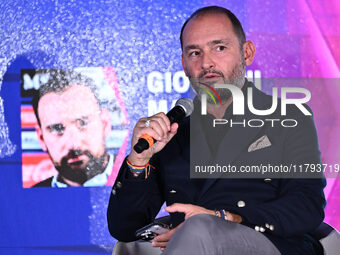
[39,84,97,104]
[38,84,99,125]
[184,39,233,51]
[182,12,235,46]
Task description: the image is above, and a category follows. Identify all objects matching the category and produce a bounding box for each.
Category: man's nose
[201,53,215,70]
[62,125,84,151]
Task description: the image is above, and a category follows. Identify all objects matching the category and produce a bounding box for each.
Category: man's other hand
[166,203,242,222]
[151,203,242,250]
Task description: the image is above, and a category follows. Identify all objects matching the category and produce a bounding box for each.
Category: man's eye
[189,51,200,57]
[216,46,226,51]
[48,124,65,135]
[76,119,88,128]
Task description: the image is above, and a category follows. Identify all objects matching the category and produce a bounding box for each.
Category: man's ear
[243,41,256,66]
[100,108,112,138]
[181,55,189,77]
[36,125,48,151]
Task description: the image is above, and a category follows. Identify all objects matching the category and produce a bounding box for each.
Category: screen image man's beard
[53,150,108,184]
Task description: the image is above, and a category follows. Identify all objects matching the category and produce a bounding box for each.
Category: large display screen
[20,68,130,188]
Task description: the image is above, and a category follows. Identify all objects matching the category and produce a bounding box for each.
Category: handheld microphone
[133,98,194,154]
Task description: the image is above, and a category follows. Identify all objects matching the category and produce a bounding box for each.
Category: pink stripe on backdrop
[297,0,340,229]
[106,130,129,186]
[101,67,129,125]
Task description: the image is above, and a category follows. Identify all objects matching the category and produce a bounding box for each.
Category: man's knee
[178,214,257,241]
[167,214,280,255]
[165,214,218,253]
[178,214,218,236]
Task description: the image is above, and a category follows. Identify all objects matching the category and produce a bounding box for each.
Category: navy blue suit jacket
[108,82,326,254]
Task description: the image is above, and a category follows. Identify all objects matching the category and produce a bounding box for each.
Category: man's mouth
[67,155,87,166]
[202,73,221,79]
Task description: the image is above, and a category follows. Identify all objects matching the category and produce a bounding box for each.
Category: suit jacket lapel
[190,110,212,169]
[197,82,273,198]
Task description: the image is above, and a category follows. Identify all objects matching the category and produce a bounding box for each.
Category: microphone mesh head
[175,98,194,117]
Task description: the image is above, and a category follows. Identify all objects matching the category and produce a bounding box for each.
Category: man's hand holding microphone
[127,98,193,169]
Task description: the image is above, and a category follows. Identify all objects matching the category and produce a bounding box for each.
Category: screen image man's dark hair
[32,69,100,127]
[180,6,246,49]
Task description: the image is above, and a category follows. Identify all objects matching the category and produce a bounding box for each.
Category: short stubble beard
[190,54,246,104]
